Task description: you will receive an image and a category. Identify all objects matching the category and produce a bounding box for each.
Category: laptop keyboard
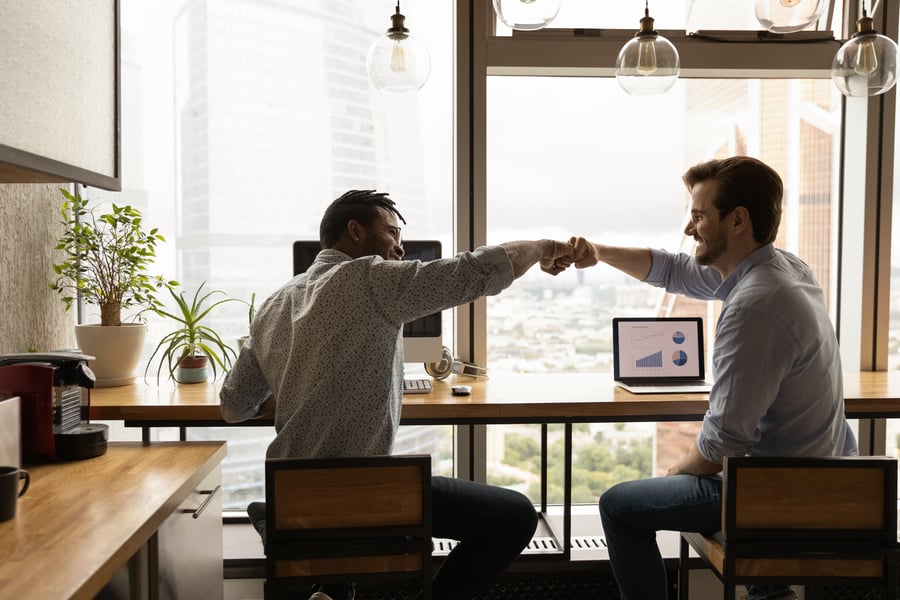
[403,378,433,394]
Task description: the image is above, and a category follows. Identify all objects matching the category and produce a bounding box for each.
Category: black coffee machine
[0,352,108,462]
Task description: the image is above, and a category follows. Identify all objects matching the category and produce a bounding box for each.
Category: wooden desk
[87,373,900,565]
[0,441,227,600]
[90,371,900,425]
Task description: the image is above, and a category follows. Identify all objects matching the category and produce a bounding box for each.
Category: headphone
[425,346,488,380]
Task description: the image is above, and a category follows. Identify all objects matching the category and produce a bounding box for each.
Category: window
[484,75,842,501]
[90,0,455,510]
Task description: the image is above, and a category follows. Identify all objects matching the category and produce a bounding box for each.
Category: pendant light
[615,1,680,96]
[831,2,898,97]
[492,0,561,31]
[366,2,431,94]
[754,0,828,34]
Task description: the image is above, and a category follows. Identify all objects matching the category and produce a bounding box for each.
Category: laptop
[613,317,712,394]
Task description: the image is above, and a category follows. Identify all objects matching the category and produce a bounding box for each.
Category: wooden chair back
[679,455,898,600]
[264,454,432,599]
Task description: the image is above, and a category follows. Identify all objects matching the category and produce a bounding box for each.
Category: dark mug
[0,465,30,522]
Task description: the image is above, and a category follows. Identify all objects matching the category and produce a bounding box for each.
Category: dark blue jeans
[598,474,793,600]
[250,476,538,600]
[425,475,538,600]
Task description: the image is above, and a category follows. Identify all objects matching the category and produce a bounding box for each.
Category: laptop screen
[613,317,706,382]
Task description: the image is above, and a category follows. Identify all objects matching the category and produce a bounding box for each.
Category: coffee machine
[0,352,108,462]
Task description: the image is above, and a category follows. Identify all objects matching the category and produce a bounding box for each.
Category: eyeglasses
[689,207,735,225]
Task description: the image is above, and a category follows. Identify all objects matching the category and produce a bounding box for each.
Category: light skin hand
[666,442,722,477]
[569,237,599,268]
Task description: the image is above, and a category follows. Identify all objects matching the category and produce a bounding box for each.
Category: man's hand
[666,443,722,477]
[569,237,599,268]
[540,240,575,275]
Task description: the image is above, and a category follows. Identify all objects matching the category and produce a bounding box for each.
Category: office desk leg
[563,422,572,561]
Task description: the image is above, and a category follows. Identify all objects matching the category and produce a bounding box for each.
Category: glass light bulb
[854,38,879,76]
[366,5,431,95]
[492,0,560,31]
[390,41,407,72]
[755,0,828,33]
[636,39,658,75]
[616,34,680,96]
[832,31,899,97]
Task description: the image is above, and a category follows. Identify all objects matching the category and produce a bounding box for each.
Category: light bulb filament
[854,39,878,76]
[390,41,407,72]
[636,39,658,75]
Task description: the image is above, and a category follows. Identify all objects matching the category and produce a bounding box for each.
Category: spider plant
[145,282,240,382]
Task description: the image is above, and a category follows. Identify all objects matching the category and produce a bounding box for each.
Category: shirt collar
[714,243,776,300]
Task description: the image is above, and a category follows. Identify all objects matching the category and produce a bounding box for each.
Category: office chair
[259,454,432,600]
[678,455,898,600]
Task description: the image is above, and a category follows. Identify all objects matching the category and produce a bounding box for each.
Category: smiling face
[684,180,730,269]
[357,206,405,261]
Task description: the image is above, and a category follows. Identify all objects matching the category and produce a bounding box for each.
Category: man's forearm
[500,239,570,278]
[594,244,653,280]
[571,238,653,281]
[666,441,722,477]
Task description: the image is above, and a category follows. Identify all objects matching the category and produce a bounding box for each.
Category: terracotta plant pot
[174,355,209,384]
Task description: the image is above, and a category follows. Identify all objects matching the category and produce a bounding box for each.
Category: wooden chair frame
[678,455,898,600]
[263,454,432,600]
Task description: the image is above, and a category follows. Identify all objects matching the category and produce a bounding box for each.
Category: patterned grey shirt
[220,245,514,458]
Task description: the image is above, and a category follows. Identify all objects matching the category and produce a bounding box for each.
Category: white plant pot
[75,323,147,387]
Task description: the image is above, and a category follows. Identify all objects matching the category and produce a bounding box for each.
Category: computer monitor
[292,240,444,364]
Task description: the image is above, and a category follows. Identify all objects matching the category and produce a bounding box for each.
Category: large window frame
[452,0,898,476]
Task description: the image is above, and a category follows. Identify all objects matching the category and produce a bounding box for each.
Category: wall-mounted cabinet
[0,0,120,190]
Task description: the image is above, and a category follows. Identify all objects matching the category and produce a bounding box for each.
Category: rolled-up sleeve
[645,249,721,300]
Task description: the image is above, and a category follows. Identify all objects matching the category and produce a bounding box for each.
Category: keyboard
[403,378,433,394]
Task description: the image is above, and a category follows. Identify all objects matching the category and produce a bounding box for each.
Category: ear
[731,206,752,236]
[346,219,364,243]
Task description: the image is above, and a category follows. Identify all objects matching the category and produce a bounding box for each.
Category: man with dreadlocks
[221,189,574,600]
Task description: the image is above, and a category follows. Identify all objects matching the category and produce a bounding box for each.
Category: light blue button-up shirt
[645,244,857,462]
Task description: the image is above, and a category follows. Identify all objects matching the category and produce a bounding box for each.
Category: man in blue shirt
[567,156,857,600]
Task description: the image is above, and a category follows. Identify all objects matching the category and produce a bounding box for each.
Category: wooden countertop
[88,371,900,424]
[0,441,227,600]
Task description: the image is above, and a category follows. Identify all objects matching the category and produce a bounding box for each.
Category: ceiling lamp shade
[615,3,680,96]
[831,11,898,97]
[754,0,828,34]
[492,0,561,31]
[366,2,431,94]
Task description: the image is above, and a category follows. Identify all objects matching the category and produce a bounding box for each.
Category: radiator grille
[54,385,82,432]
[432,536,562,556]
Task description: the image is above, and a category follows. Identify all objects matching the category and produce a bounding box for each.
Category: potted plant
[146,282,240,383]
[50,189,175,386]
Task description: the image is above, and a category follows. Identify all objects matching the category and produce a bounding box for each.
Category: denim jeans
[598,474,794,600]
[423,475,538,600]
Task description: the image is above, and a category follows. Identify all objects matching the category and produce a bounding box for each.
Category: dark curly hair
[319,190,407,248]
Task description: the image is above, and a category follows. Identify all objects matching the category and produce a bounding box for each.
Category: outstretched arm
[569,237,652,281]
[499,239,574,278]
